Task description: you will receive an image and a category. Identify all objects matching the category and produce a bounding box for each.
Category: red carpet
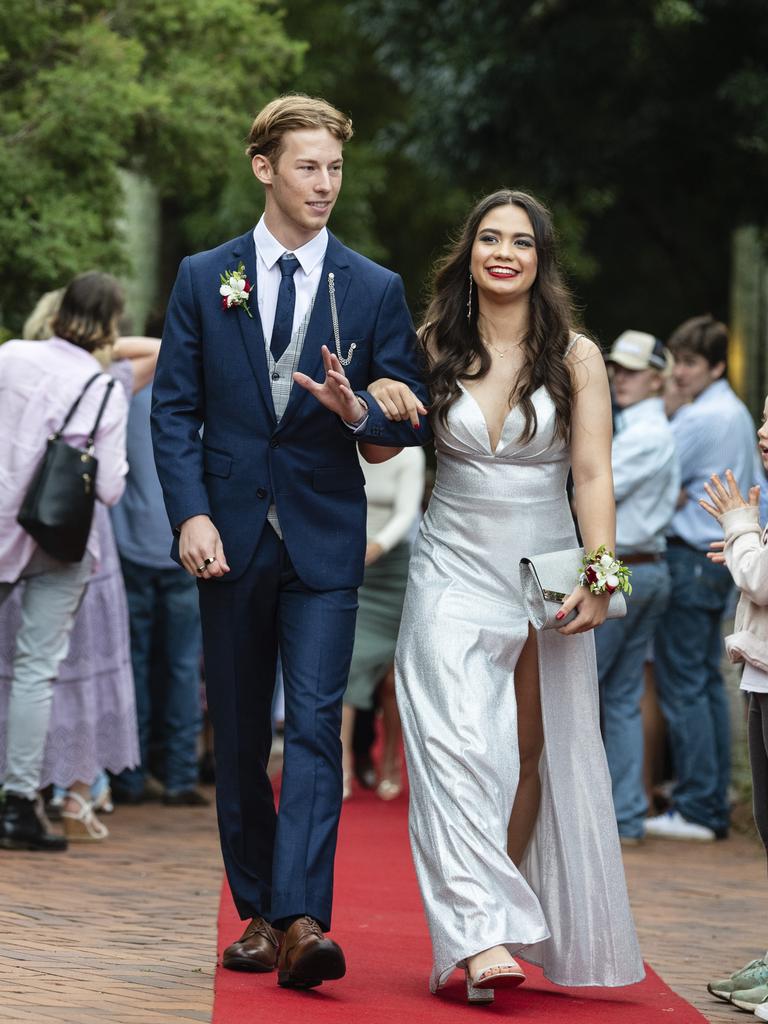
[212,786,707,1023]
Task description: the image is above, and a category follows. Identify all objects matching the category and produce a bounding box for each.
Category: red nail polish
[414,423,421,430]
[556,611,564,620]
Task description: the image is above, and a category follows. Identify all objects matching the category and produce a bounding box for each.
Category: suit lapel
[230,231,276,421]
[278,234,351,429]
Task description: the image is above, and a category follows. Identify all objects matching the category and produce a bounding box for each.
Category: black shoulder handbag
[17,372,116,562]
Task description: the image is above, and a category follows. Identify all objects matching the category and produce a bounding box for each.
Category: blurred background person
[647,315,763,842]
[596,331,679,844]
[22,288,65,343]
[662,373,690,421]
[0,272,129,850]
[110,371,206,806]
[699,411,768,1014]
[341,446,425,800]
[0,282,158,840]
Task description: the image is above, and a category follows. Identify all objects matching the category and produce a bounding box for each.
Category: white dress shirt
[612,397,679,555]
[252,216,327,344]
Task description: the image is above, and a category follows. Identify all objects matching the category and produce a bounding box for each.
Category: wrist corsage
[579,546,632,596]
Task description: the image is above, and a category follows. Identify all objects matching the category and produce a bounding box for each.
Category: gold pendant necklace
[484,338,514,358]
[479,327,520,359]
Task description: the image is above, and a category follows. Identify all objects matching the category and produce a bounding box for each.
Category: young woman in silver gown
[367,191,644,1003]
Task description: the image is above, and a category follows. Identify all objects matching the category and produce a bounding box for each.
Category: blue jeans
[595,559,671,838]
[653,542,733,834]
[116,558,202,796]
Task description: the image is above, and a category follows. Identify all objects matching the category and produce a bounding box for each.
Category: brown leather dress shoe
[277,916,346,989]
[222,917,282,972]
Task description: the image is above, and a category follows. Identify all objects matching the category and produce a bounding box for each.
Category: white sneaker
[755,1003,768,1020]
[644,810,715,841]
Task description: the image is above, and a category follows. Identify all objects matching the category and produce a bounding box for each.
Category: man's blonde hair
[245,94,353,165]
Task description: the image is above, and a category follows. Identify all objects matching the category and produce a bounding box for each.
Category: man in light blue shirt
[596,331,679,843]
[648,315,762,841]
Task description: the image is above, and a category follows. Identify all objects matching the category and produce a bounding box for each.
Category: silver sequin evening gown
[395,377,645,992]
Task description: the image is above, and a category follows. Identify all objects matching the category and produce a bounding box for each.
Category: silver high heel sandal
[464,959,526,1004]
[465,967,495,1004]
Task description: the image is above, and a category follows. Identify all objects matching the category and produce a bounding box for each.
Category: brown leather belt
[620,552,664,564]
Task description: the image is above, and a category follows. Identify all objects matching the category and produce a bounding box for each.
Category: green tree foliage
[279,0,471,316]
[0,0,302,333]
[351,0,768,339]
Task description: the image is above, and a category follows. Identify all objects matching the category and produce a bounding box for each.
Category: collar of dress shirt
[253,216,328,275]
[671,377,731,425]
[616,396,665,430]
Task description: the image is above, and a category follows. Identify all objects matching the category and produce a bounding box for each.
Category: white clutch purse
[519,546,627,630]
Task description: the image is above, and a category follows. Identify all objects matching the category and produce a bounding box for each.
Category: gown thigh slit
[395,383,644,992]
[507,636,544,865]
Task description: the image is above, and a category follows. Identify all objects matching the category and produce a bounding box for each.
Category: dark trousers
[117,558,202,795]
[596,559,671,838]
[198,526,357,931]
[653,543,733,834]
[748,691,768,860]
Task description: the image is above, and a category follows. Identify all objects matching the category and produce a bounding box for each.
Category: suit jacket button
[256,488,267,499]
[270,439,279,449]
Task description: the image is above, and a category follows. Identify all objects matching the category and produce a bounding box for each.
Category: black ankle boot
[0,793,68,851]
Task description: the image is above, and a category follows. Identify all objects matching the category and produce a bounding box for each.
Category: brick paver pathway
[0,798,220,1024]
[0,792,764,1023]
[625,831,766,1024]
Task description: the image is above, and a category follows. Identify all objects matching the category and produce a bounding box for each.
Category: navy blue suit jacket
[151,229,430,589]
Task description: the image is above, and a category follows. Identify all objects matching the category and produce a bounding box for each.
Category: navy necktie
[270,254,300,362]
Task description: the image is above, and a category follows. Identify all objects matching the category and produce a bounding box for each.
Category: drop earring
[466,271,473,324]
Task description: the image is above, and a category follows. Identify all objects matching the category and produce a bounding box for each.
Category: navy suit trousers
[198,526,357,930]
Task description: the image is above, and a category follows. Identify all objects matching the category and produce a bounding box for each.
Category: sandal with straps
[61,791,109,842]
[464,958,526,1003]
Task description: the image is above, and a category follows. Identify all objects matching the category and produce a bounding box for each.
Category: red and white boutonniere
[219,262,253,318]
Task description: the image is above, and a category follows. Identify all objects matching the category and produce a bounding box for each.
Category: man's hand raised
[293,346,368,424]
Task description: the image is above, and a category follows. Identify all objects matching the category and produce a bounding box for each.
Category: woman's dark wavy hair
[422,189,578,443]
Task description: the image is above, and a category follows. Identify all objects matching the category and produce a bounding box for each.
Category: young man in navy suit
[151,95,428,989]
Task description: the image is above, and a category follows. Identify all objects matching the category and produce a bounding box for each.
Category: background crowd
[1,281,765,852]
